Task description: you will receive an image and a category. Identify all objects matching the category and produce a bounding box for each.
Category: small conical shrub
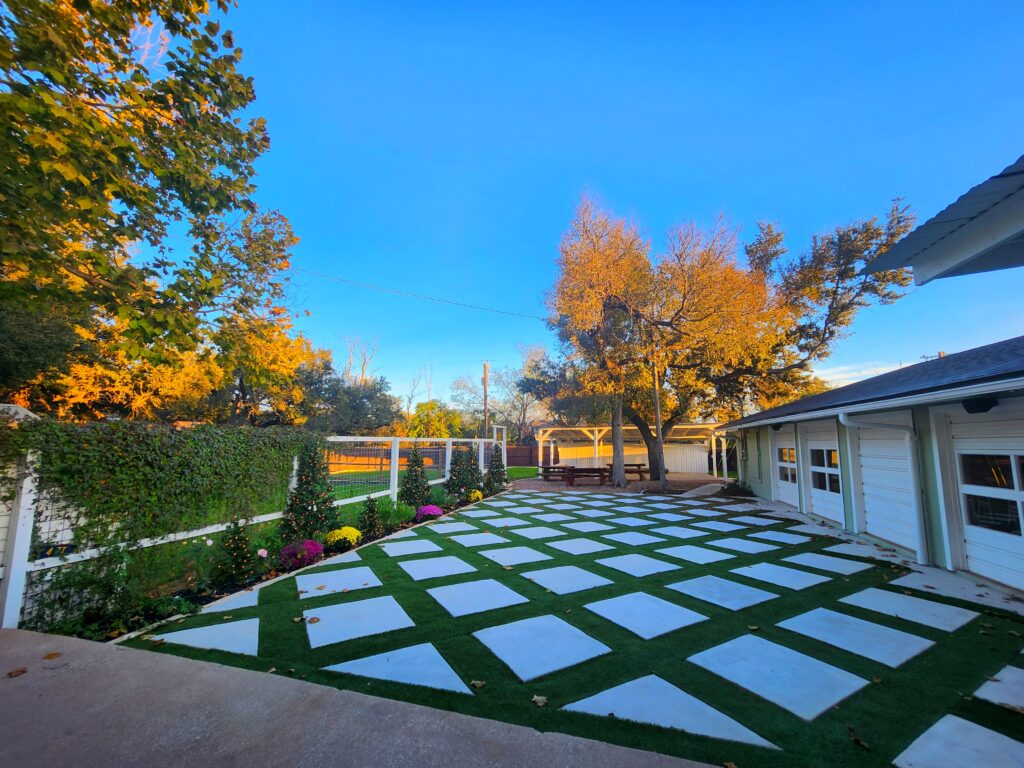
[398,446,432,509]
[483,447,507,496]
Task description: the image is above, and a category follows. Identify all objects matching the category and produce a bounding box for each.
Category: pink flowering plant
[414,504,445,524]
[278,539,324,570]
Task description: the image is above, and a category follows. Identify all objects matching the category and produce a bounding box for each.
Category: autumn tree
[548,197,653,487]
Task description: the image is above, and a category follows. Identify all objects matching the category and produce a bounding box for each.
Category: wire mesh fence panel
[402,440,447,484]
[325,440,394,501]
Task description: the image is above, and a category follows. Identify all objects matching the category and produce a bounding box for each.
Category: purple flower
[278,539,324,570]
[414,504,445,523]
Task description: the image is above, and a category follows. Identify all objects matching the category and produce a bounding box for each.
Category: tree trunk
[610,395,626,487]
[622,407,662,482]
[650,362,668,490]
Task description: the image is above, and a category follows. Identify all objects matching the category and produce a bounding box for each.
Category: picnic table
[607,462,649,480]
[540,465,609,486]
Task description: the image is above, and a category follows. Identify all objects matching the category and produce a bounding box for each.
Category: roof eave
[724,375,1024,431]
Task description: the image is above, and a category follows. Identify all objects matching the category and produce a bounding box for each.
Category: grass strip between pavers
[127,491,1024,768]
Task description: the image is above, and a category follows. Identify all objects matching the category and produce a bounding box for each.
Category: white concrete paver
[893,715,1024,768]
[563,675,776,748]
[688,634,868,720]
[667,575,777,611]
[839,588,978,631]
[521,565,612,595]
[324,642,471,694]
[427,579,529,617]
[778,607,934,667]
[473,614,611,681]
[155,618,260,656]
[304,596,415,648]
[585,592,707,639]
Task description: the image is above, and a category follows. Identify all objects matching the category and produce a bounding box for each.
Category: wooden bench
[540,465,569,482]
[565,467,608,486]
[607,462,649,480]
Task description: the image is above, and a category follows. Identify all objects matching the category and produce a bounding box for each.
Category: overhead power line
[290,267,548,321]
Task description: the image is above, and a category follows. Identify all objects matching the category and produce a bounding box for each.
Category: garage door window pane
[964,494,1022,535]
[827,450,840,469]
[811,449,825,467]
[960,454,1013,489]
[828,474,841,493]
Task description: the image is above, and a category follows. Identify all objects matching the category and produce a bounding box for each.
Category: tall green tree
[1,1,270,354]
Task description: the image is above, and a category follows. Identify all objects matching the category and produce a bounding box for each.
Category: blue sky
[219,1,1024,402]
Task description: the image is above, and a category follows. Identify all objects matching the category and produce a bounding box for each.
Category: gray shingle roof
[726,335,1024,428]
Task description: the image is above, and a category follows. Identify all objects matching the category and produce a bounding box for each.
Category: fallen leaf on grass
[42,652,62,661]
[307,617,320,624]
[747,625,760,631]
[292,617,304,623]
[847,725,871,752]
[267,667,276,673]
[150,639,165,647]
[6,667,27,678]
[470,680,487,689]
[532,695,548,707]
[724,762,738,768]
[871,676,883,685]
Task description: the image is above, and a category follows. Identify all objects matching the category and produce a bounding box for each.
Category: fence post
[477,439,486,475]
[444,439,453,479]
[389,439,400,502]
[1,451,38,629]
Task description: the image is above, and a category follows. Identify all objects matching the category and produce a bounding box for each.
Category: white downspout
[838,413,928,565]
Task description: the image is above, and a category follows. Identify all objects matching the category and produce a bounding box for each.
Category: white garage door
[858,410,917,550]
[804,420,844,524]
[949,398,1024,591]
[773,427,799,507]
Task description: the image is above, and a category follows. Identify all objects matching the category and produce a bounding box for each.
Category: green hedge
[1,419,305,638]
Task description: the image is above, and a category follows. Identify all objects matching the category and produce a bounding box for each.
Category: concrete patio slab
[450,533,511,548]
[893,715,1024,768]
[650,525,706,540]
[667,575,777,611]
[304,596,415,648]
[429,521,478,534]
[603,531,666,546]
[398,555,478,582]
[730,562,831,591]
[689,634,868,721]
[778,608,934,667]
[296,566,382,598]
[478,546,552,567]
[379,539,444,558]
[657,545,734,565]
[427,579,529,617]
[783,552,873,575]
[595,553,680,577]
[750,531,810,545]
[324,642,471,694]
[563,675,776,749]
[473,615,611,681]
[973,664,1024,711]
[839,588,978,631]
[608,516,656,528]
[708,537,778,554]
[510,525,567,540]
[521,565,613,595]
[585,592,707,639]
[563,521,614,533]
[547,538,615,555]
[154,618,260,657]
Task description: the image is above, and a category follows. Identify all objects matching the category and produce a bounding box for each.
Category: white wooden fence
[0,427,506,629]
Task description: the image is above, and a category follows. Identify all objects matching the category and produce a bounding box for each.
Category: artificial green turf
[128,493,1024,767]
[506,466,540,480]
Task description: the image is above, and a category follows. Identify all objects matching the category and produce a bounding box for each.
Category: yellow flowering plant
[324,526,362,553]
[467,489,483,503]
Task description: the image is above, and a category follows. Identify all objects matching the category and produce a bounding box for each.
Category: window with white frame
[957,453,1024,536]
[810,448,841,494]
[777,446,797,484]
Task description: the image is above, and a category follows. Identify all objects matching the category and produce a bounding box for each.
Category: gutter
[838,413,928,565]
[723,376,1024,431]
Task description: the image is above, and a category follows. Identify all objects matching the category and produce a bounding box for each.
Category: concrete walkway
[0,629,711,768]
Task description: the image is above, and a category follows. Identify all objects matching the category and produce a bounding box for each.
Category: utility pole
[482,361,489,438]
